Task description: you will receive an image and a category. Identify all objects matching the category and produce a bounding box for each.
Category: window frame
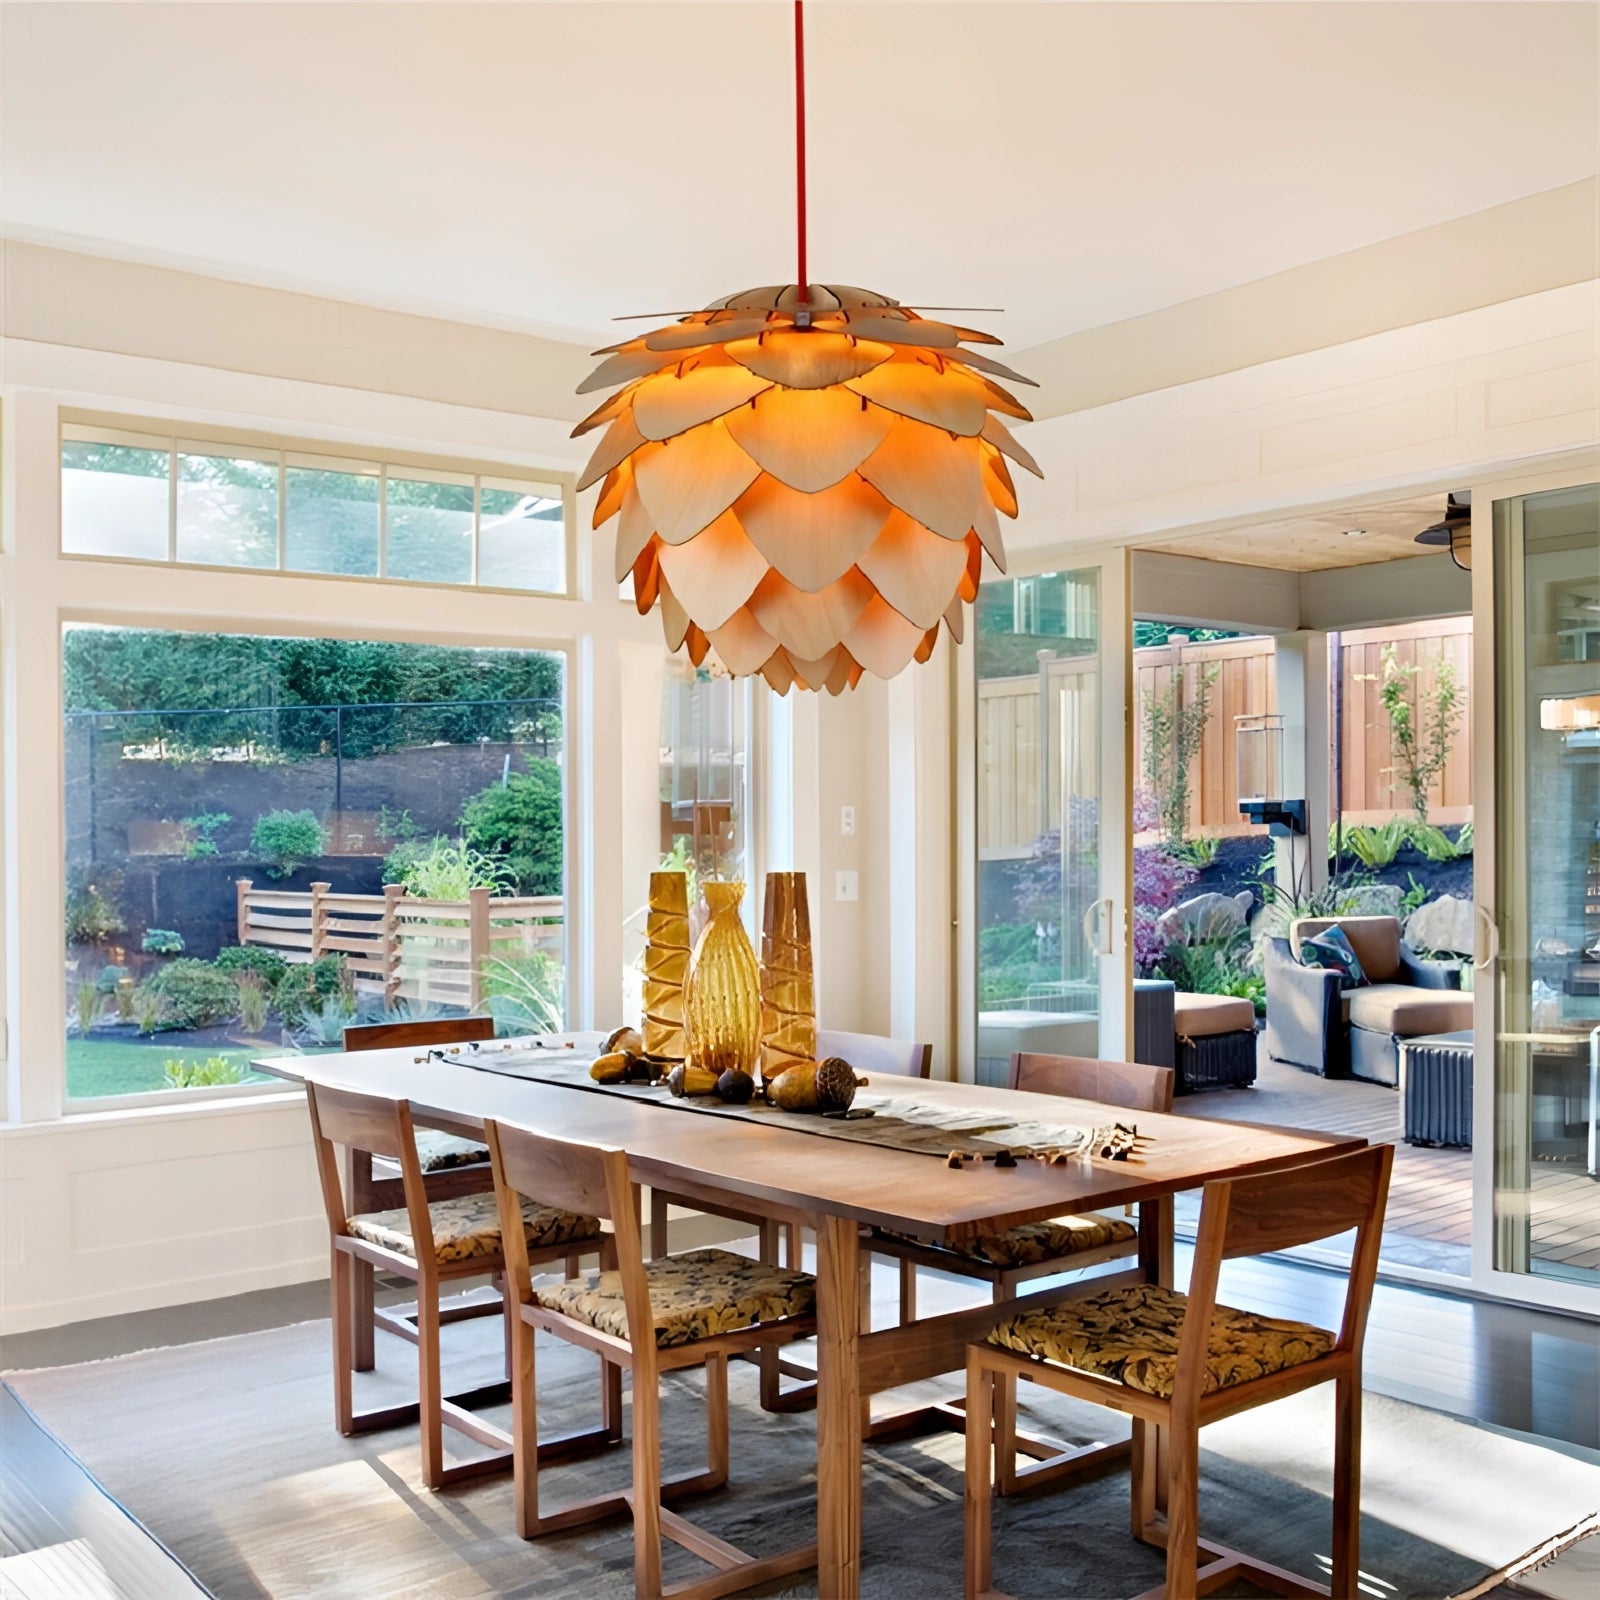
[59,412,577,600]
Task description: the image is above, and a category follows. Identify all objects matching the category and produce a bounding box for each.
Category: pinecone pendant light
[574,3,1040,694]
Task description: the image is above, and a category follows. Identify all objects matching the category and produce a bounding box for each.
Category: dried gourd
[666,1063,721,1097]
[767,1056,861,1113]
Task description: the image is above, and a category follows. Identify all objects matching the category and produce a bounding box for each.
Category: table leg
[815,1213,862,1600]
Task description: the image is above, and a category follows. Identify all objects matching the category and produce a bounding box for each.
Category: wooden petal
[659,576,691,651]
[981,443,1019,518]
[959,534,983,602]
[723,386,895,492]
[613,476,655,580]
[843,316,961,348]
[577,410,645,492]
[644,315,772,353]
[775,283,846,313]
[977,376,1034,423]
[915,627,939,665]
[972,492,1008,572]
[845,593,929,679]
[941,345,1038,387]
[632,366,772,441]
[777,647,834,691]
[943,593,966,644]
[845,357,989,435]
[819,284,894,311]
[761,652,797,695]
[634,419,762,544]
[705,607,780,676]
[951,325,1004,346]
[684,623,710,667]
[656,511,768,632]
[633,542,661,613]
[747,567,874,659]
[592,457,631,529]
[572,387,631,438]
[981,415,1043,477]
[734,474,891,592]
[857,422,984,541]
[727,330,893,389]
[856,509,970,628]
[578,344,692,395]
[713,285,787,312]
[824,651,862,695]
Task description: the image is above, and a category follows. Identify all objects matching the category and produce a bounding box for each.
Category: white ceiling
[1,2,1595,351]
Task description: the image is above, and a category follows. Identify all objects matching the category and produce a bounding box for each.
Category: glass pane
[285,460,379,576]
[176,450,278,568]
[63,626,567,1099]
[976,570,1101,1083]
[478,479,565,592]
[61,439,169,560]
[1494,484,1600,1284]
[385,471,473,585]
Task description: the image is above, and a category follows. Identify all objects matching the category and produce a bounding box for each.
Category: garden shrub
[95,963,130,994]
[478,951,564,1035]
[1340,821,1407,870]
[142,928,185,955]
[213,945,289,986]
[234,970,270,1034]
[65,880,125,945]
[181,811,231,859]
[461,760,563,895]
[1141,662,1219,854]
[272,954,351,1031]
[385,835,510,898]
[250,810,325,878]
[74,979,101,1035]
[1369,643,1463,824]
[163,1055,248,1089]
[143,959,240,1031]
[1406,821,1456,862]
[293,992,357,1048]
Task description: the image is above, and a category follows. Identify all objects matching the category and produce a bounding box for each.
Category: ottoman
[1172,992,1258,1093]
[1399,1030,1473,1147]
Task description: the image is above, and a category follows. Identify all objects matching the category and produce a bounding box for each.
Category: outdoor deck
[1175,1048,1600,1279]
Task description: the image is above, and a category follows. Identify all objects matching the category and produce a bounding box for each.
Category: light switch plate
[835,869,859,902]
[840,805,855,836]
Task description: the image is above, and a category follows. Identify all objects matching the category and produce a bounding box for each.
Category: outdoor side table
[1400,1031,1473,1148]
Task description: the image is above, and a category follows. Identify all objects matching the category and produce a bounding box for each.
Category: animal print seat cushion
[535,1247,815,1348]
[881,1212,1136,1268]
[371,1131,490,1177]
[988,1282,1335,1398]
[346,1192,600,1265]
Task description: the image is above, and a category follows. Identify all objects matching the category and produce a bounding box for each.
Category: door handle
[1082,897,1114,958]
[1473,904,1500,972]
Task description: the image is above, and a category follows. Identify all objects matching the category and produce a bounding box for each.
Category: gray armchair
[1264,915,1470,1085]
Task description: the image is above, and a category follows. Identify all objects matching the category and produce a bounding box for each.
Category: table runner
[443,1040,1130,1161]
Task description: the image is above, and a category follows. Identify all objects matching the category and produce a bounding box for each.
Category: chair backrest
[343,1016,495,1053]
[1290,916,1402,983]
[1008,1052,1174,1112]
[1180,1143,1394,1396]
[304,1082,432,1252]
[815,1028,931,1079]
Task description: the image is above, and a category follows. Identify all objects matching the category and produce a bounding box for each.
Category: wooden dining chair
[815,1027,932,1079]
[869,1053,1173,1484]
[305,1081,613,1490]
[964,1141,1394,1600]
[484,1117,820,1600]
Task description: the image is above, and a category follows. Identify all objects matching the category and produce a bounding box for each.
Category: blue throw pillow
[1300,927,1366,988]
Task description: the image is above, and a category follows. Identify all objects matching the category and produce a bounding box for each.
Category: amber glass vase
[759,872,815,1085]
[684,881,761,1076]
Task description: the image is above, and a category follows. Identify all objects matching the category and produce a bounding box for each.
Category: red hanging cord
[793,0,809,315]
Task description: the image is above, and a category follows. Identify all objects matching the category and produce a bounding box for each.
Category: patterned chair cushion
[535,1247,815,1348]
[372,1131,490,1177]
[881,1212,1136,1269]
[346,1192,600,1265]
[988,1282,1335,1398]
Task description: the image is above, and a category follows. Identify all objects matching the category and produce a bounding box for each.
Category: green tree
[1141,663,1219,854]
[460,760,564,895]
[1370,645,1463,825]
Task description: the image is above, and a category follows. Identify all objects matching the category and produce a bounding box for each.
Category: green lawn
[66,1038,279,1100]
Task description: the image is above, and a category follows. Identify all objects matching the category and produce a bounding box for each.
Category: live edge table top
[256,1047,1364,1244]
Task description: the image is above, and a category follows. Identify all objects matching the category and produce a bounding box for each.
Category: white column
[1272,631,1330,897]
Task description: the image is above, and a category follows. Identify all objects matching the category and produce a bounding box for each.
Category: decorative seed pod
[715,1068,756,1104]
[667,1062,720,1098]
[605,1025,644,1055]
[767,1055,862,1113]
[589,1051,630,1083]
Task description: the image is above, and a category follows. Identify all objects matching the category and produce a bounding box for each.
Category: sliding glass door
[968,553,1131,1082]
[1482,482,1600,1304]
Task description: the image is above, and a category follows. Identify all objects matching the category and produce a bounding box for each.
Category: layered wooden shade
[576,283,1041,693]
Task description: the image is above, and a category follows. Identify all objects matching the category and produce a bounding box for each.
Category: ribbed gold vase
[684,881,760,1077]
[760,872,815,1086]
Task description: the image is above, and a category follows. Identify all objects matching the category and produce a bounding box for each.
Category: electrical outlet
[835,869,859,903]
[840,805,855,836]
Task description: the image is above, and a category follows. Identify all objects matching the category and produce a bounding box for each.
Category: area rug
[7,1316,1598,1600]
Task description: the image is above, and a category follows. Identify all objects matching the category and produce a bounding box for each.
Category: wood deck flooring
[1176,1047,1600,1276]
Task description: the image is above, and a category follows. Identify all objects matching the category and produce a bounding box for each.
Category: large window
[63,626,566,1101]
[61,424,570,595]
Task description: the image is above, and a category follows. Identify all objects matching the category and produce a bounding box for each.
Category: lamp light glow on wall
[574,2,1040,694]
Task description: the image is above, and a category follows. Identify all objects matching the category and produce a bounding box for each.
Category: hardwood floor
[1176,1048,1600,1276]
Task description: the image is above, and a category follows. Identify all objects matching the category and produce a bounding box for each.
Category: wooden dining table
[257,1040,1364,1599]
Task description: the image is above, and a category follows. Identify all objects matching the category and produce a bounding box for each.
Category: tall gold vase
[641,870,690,1065]
[760,872,815,1085]
[684,881,761,1076]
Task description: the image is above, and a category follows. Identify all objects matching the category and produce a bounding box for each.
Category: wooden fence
[978,618,1473,854]
[235,880,563,1008]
